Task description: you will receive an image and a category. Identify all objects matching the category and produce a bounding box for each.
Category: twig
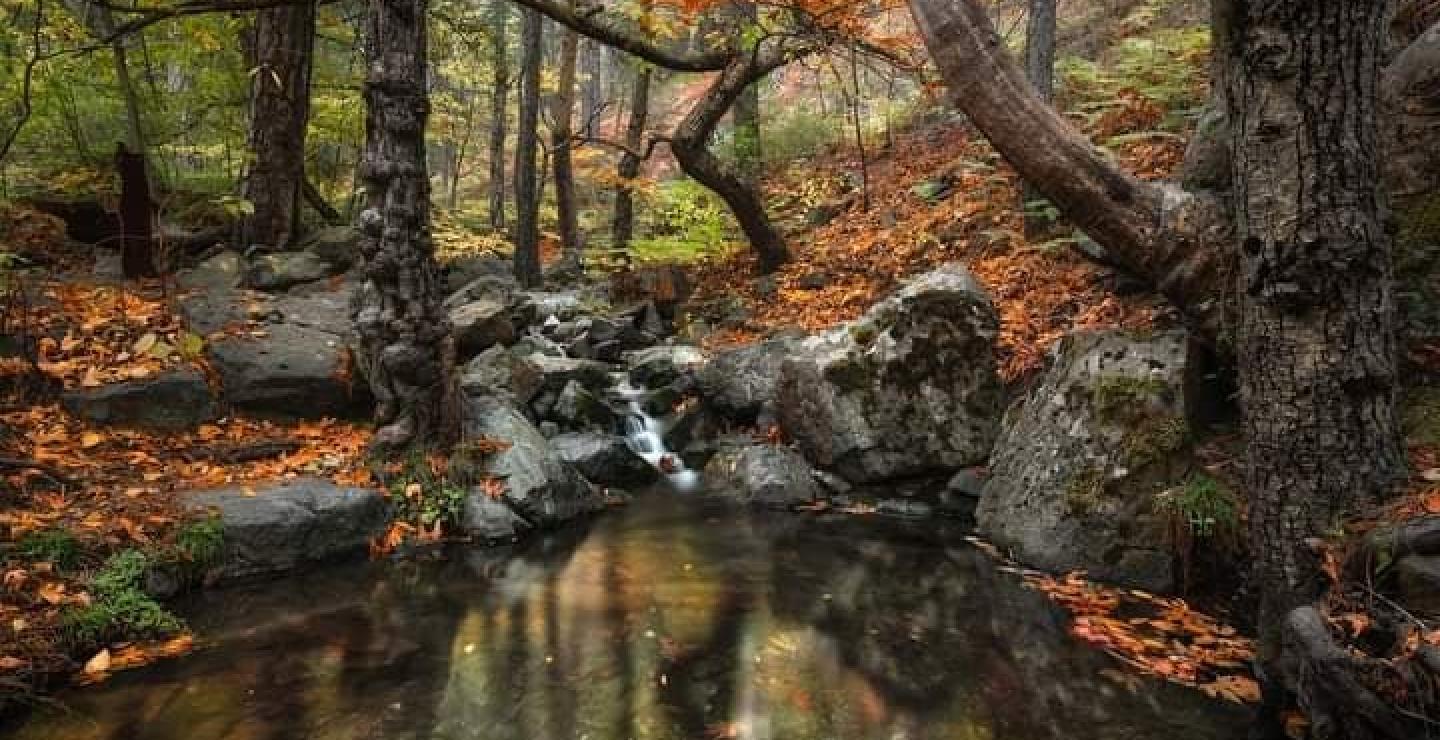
[0,458,78,488]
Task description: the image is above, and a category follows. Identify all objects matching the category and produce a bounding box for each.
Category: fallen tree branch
[0,457,78,488]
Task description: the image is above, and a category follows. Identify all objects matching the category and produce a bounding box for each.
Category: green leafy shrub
[387,453,469,532]
[1158,474,1238,541]
[15,529,80,570]
[631,179,739,264]
[62,550,182,648]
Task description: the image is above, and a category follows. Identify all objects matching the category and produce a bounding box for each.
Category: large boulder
[61,367,217,430]
[208,323,362,418]
[455,397,604,541]
[460,346,543,404]
[299,226,362,270]
[703,443,823,509]
[1393,555,1440,617]
[627,345,707,389]
[696,336,801,423]
[246,251,339,291]
[549,380,620,432]
[450,298,517,359]
[175,250,244,293]
[183,478,389,582]
[776,264,1002,483]
[977,330,1197,592]
[529,354,614,394]
[551,432,657,488]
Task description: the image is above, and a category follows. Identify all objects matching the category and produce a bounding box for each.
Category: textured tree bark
[241,0,316,249]
[354,0,458,453]
[115,142,157,278]
[512,8,544,287]
[1223,2,1407,735]
[611,64,650,249]
[551,27,582,261]
[486,0,510,232]
[1019,0,1055,236]
[908,0,1231,341]
[670,53,791,273]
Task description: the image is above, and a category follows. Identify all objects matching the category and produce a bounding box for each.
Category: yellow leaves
[80,432,104,449]
[75,636,196,686]
[82,649,111,677]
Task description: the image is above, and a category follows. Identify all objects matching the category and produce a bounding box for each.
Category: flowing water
[6,493,1247,740]
[612,376,700,492]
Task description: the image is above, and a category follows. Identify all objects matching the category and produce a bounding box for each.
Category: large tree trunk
[551,27,582,261]
[487,0,510,232]
[907,0,1231,341]
[512,8,544,287]
[115,142,157,278]
[241,0,316,249]
[611,64,650,250]
[1223,2,1407,735]
[354,0,458,453]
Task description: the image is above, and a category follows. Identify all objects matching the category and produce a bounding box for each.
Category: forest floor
[0,230,375,696]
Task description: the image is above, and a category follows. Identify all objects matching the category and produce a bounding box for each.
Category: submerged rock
[977,330,1197,593]
[703,444,823,509]
[184,478,388,582]
[776,264,1002,484]
[456,397,604,541]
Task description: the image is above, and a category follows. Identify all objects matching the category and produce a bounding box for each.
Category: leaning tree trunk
[354,0,458,453]
[907,0,1232,341]
[612,64,650,249]
[487,0,510,232]
[241,0,317,249]
[1224,2,1408,736]
[551,27,582,261]
[512,8,544,287]
[670,54,790,273]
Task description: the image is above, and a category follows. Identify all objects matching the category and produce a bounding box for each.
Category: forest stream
[5,490,1248,740]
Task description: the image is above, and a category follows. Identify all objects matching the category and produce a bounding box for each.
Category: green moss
[1065,466,1108,515]
[169,516,224,568]
[1122,414,1190,468]
[1091,375,1169,421]
[848,323,878,346]
[15,529,80,570]
[61,550,182,648]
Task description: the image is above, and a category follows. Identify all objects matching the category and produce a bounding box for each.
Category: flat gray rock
[183,478,389,582]
[61,367,217,430]
[704,443,823,509]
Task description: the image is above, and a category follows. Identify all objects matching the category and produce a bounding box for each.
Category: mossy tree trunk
[354,0,458,453]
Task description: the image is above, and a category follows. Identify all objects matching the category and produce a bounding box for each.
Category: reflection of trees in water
[25,502,1246,740]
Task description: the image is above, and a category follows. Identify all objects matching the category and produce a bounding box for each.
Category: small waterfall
[612,375,701,492]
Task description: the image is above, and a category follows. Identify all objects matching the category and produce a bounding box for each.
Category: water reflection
[6,495,1246,740]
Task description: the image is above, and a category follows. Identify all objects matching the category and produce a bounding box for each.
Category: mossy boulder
[977,330,1200,593]
[775,264,1002,484]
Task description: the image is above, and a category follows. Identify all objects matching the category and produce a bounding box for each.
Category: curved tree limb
[505,0,731,71]
[907,0,1231,342]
